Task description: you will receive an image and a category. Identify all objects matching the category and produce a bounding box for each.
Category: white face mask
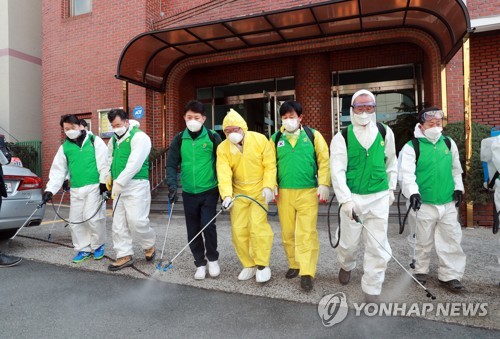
[186,120,203,132]
[228,132,243,144]
[65,129,81,140]
[352,113,372,126]
[113,126,128,137]
[282,118,299,132]
[424,126,443,142]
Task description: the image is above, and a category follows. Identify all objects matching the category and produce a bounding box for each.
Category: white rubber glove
[317,185,329,203]
[274,186,279,201]
[112,182,123,198]
[222,196,233,211]
[262,187,274,203]
[388,190,395,206]
[340,201,355,220]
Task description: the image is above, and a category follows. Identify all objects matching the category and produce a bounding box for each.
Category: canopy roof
[116,0,470,92]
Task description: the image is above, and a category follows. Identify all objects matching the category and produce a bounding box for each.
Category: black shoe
[285,268,299,279]
[439,279,464,292]
[300,275,313,292]
[414,273,428,285]
[0,252,22,267]
[365,293,381,303]
[339,268,351,285]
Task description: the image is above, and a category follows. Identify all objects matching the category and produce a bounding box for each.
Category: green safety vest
[62,135,99,188]
[411,136,454,205]
[345,125,388,194]
[111,127,149,180]
[180,128,218,194]
[272,129,317,189]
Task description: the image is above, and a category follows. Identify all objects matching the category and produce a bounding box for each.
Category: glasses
[422,110,444,121]
[224,127,241,134]
[351,102,376,113]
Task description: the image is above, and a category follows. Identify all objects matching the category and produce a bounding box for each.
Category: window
[70,0,92,17]
[98,108,121,138]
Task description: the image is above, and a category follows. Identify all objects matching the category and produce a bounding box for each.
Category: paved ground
[2,203,499,331]
[1,260,498,339]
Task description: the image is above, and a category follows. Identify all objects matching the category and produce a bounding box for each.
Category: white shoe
[194,266,207,280]
[256,266,271,283]
[208,260,220,278]
[238,267,257,281]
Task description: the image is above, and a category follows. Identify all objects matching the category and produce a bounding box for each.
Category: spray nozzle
[410,260,416,269]
[425,289,437,300]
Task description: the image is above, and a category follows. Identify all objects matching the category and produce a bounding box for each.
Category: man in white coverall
[491,135,500,229]
[107,109,156,271]
[330,89,397,302]
[44,114,109,263]
[217,109,276,283]
[400,107,466,292]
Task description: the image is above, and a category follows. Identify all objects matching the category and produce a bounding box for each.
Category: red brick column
[295,53,332,142]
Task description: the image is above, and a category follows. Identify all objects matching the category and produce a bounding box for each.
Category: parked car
[0,164,46,239]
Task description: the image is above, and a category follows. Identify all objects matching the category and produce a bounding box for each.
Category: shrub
[443,121,492,205]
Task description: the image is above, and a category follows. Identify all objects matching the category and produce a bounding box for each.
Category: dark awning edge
[116,0,471,92]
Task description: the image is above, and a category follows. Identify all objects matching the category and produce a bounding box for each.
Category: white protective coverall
[46,132,108,252]
[400,124,466,281]
[491,136,500,221]
[330,90,397,295]
[217,109,276,268]
[108,121,156,258]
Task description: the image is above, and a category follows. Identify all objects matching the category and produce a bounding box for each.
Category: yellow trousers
[277,188,319,277]
[230,194,274,267]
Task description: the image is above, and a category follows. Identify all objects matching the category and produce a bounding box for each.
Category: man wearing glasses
[330,89,397,303]
[399,107,466,293]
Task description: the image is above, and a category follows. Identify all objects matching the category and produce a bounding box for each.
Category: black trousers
[182,188,219,267]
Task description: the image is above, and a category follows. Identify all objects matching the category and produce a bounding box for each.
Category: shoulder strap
[342,128,348,149]
[411,138,420,164]
[303,125,318,170]
[89,134,95,146]
[489,171,500,189]
[274,130,283,151]
[303,125,315,144]
[207,129,217,159]
[176,131,183,148]
[376,122,386,140]
[443,136,451,150]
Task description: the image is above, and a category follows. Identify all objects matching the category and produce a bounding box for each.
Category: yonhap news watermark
[318,292,489,327]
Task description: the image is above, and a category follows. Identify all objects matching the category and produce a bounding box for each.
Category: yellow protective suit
[217,109,276,267]
[272,127,330,277]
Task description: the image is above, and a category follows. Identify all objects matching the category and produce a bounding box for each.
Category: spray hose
[397,190,411,235]
[233,194,278,216]
[50,192,110,225]
[155,193,277,273]
[326,194,342,249]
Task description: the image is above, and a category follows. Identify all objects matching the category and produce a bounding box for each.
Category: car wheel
[0,229,18,240]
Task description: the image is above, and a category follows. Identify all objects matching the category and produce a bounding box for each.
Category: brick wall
[470,32,500,127]
[41,0,153,182]
[467,0,500,19]
[295,54,332,142]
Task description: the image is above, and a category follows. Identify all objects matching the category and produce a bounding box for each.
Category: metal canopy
[116,0,470,92]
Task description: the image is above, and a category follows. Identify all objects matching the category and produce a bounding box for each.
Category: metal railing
[149,148,168,192]
[14,140,42,177]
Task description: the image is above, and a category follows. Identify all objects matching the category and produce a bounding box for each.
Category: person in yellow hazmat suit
[270,100,330,292]
[216,108,276,283]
